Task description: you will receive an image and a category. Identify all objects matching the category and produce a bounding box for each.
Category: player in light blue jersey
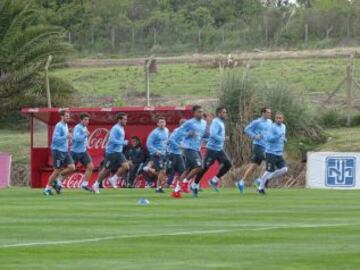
[92,112,130,194]
[177,105,208,193]
[235,107,272,192]
[191,106,232,196]
[258,112,288,194]
[71,113,93,191]
[44,110,75,196]
[167,118,187,198]
[146,117,169,193]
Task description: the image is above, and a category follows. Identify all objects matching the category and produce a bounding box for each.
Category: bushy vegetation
[29,0,360,57]
[219,70,326,164]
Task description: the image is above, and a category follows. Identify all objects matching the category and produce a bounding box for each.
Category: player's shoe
[81,185,91,192]
[208,179,219,192]
[155,187,165,193]
[181,181,189,193]
[258,189,266,195]
[108,177,118,189]
[171,191,182,198]
[92,182,100,194]
[190,184,198,198]
[52,182,62,195]
[43,189,54,196]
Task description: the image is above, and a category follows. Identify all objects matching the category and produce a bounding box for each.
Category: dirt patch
[66,47,360,68]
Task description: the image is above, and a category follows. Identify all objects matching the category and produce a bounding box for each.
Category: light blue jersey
[168,127,185,155]
[265,123,286,156]
[105,124,127,154]
[71,123,88,153]
[51,121,69,152]
[146,127,169,155]
[180,118,207,152]
[244,117,272,148]
[206,117,225,151]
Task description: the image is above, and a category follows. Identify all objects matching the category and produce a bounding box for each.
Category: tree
[0,0,73,118]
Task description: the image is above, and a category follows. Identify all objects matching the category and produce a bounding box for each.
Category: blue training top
[206,117,226,151]
[51,121,69,152]
[71,123,88,153]
[244,117,272,148]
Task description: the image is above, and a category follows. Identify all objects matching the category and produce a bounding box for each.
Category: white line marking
[0,223,357,249]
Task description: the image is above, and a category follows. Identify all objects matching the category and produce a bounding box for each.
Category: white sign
[306,152,360,189]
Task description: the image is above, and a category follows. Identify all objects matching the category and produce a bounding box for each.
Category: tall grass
[219,71,325,165]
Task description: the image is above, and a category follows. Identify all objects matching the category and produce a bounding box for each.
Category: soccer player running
[193,106,232,195]
[146,117,169,193]
[177,105,207,196]
[71,113,94,191]
[92,112,129,194]
[235,107,272,191]
[43,110,75,196]
[258,112,288,194]
[167,118,187,198]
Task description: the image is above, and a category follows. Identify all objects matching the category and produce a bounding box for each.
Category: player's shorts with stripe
[183,149,202,171]
[71,151,92,167]
[104,152,127,173]
[166,153,185,175]
[251,144,266,165]
[52,150,74,169]
[265,153,286,172]
[203,149,231,169]
[150,154,166,172]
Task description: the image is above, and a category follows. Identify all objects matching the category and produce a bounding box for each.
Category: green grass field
[51,59,360,106]
[1,188,360,270]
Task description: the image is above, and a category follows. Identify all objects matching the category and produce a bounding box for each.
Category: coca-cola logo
[88,128,109,149]
[63,173,84,188]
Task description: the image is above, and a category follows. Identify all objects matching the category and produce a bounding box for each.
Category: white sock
[110,175,119,182]
[92,181,99,187]
[82,180,88,186]
[174,183,181,192]
[45,185,52,191]
[191,182,199,189]
[143,166,150,172]
[259,167,288,189]
[183,178,188,183]
[211,176,219,183]
[156,186,162,190]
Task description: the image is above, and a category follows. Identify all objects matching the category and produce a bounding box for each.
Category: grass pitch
[0,188,360,270]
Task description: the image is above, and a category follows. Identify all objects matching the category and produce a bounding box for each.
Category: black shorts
[265,153,286,172]
[251,144,266,165]
[52,150,74,169]
[203,149,231,169]
[183,149,202,171]
[104,152,127,172]
[166,153,185,175]
[71,151,92,167]
[150,154,166,172]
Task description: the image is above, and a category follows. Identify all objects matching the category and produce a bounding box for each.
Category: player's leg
[79,152,93,191]
[236,145,264,188]
[92,154,114,193]
[108,153,130,188]
[171,154,186,198]
[152,155,166,193]
[186,150,204,197]
[209,150,232,191]
[193,149,216,191]
[260,155,288,189]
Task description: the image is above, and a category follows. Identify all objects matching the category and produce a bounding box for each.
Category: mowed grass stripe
[0,188,360,270]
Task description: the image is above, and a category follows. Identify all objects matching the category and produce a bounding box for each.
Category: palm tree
[0,0,73,116]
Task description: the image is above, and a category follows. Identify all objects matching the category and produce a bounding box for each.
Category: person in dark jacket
[125,136,146,187]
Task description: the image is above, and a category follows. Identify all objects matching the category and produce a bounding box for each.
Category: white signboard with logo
[306,152,359,189]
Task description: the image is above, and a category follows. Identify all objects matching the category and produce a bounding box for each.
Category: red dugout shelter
[21,106,217,189]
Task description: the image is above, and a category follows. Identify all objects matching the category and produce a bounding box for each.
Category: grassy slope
[0,188,360,270]
[318,127,360,152]
[0,129,29,164]
[51,59,360,105]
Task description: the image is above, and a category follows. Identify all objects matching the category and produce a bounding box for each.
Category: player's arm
[53,125,67,144]
[109,127,126,145]
[146,131,157,154]
[267,127,283,143]
[209,121,222,142]
[244,120,259,139]
[72,126,86,142]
